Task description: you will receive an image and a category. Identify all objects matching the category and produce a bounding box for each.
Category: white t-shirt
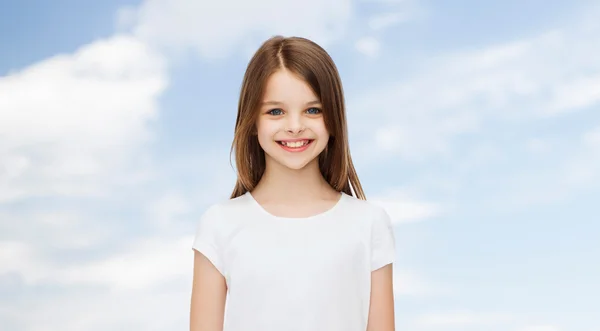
[192,191,396,331]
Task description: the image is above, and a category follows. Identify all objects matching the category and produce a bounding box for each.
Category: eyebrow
[261,100,321,107]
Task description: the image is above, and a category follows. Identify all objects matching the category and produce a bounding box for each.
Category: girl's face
[256,69,329,171]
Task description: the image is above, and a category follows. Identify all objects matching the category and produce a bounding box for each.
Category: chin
[262,149,321,172]
[270,156,316,171]
[280,160,315,171]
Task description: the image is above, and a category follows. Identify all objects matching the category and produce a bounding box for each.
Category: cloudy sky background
[1,0,599,330]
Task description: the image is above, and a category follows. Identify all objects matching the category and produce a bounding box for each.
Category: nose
[285,113,305,135]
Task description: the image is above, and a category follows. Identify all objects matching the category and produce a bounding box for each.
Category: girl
[190,36,396,331]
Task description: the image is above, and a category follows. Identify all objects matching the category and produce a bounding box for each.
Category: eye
[267,108,283,115]
[306,107,321,115]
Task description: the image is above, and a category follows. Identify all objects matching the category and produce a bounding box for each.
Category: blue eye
[306,107,321,114]
[267,108,283,115]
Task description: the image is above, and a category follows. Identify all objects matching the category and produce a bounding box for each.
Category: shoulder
[201,193,251,219]
[341,193,394,239]
[342,193,391,223]
[343,195,396,269]
[196,193,252,232]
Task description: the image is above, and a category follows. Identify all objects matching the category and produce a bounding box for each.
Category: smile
[277,139,314,152]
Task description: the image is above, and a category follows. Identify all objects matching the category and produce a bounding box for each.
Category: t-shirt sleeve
[192,205,225,276]
[371,206,396,271]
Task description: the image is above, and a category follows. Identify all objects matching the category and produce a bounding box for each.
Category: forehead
[262,69,319,104]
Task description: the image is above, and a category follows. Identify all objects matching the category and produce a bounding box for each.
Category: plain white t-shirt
[192,191,396,331]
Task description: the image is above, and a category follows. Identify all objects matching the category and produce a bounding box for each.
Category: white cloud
[561,127,600,187]
[350,10,600,162]
[57,235,194,290]
[583,126,600,147]
[516,326,561,331]
[368,12,407,30]
[125,0,354,59]
[413,310,513,328]
[0,208,115,254]
[0,241,37,277]
[360,0,403,2]
[496,125,600,208]
[0,34,167,203]
[1,233,194,290]
[393,268,452,297]
[526,138,551,153]
[355,36,381,57]
[0,33,177,330]
[4,272,192,331]
[371,189,443,223]
[146,190,193,228]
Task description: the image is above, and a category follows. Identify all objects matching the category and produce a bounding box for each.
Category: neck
[255,158,332,201]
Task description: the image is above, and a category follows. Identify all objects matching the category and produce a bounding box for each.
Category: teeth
[281,140,309,148]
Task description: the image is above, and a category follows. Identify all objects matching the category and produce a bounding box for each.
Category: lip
[276,139,314,153]
[277,138,313,142]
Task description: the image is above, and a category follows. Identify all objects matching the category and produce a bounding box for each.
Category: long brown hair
[229,35,365,200]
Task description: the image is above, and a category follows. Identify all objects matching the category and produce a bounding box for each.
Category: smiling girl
[190,35,396,331]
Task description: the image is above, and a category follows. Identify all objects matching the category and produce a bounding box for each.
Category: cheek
[314,120,330,137]
[256,120,277,141]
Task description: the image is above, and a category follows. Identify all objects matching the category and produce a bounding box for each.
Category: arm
[190,250,227,331]
[366,264,395,331]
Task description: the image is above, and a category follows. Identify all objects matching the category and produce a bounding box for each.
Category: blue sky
[1,0,599,330]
